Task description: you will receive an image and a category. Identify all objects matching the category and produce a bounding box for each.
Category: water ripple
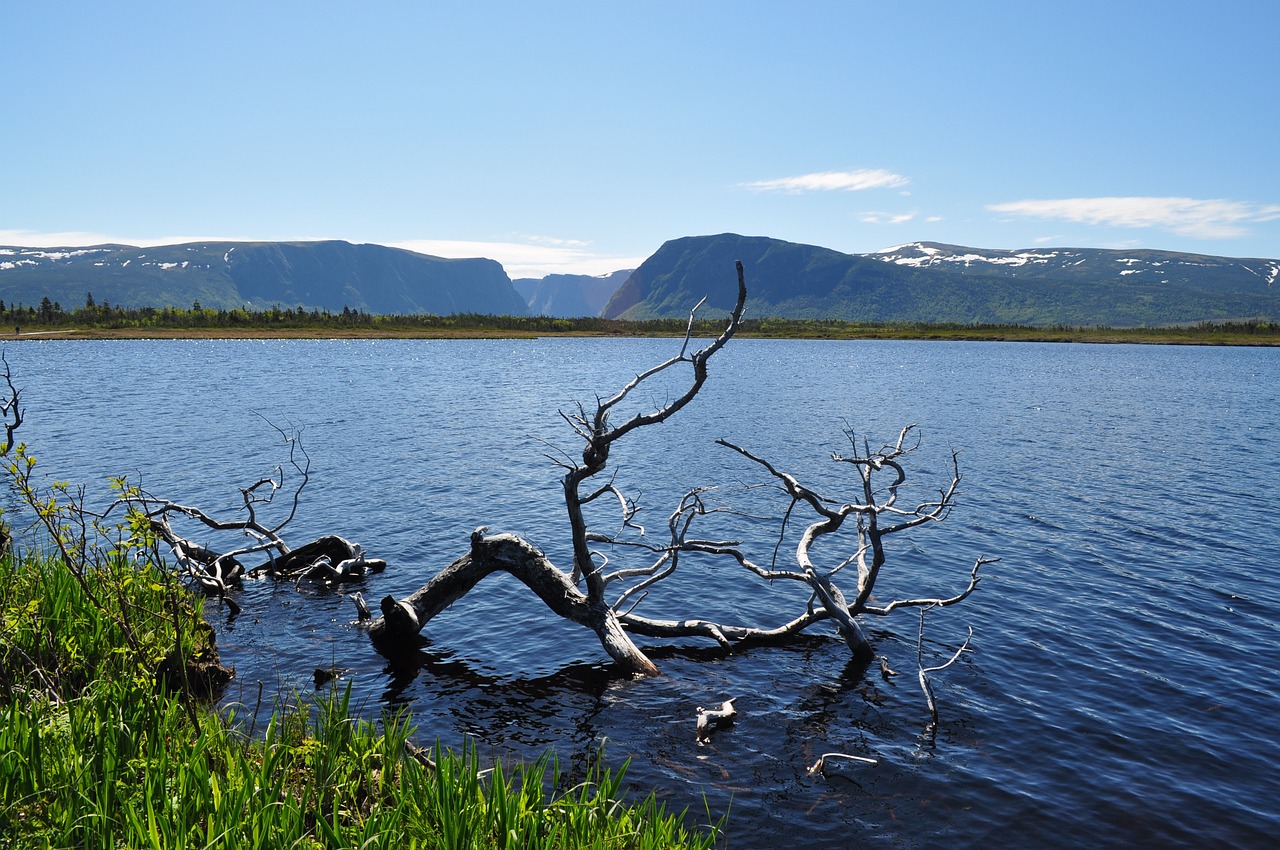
[7,338,1280,849]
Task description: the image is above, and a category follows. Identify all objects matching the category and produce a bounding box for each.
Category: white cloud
[0,229,275,248]
[858,211,916,225]
[0,230,642,278]
[0,229,129,247]
[511,233,592,249]
[986,197,1280,239]
[388,238,646,278]
[743,168,909,194]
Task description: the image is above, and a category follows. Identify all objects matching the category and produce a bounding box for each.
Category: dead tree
[369,264,749,673]
[369,264,990,677]
[0,350,383,618]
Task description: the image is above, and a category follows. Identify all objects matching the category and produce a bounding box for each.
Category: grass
[0,355,722,849]
[0,543,722,849]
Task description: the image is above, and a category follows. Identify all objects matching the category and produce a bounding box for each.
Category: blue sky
[3,2,1278,277]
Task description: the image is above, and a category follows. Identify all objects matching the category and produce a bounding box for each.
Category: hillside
[602,235,1280,326]
[512,269,633,317]
[0,241,528,316]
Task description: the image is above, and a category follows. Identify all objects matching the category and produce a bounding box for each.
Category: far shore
[7,325,1279,346]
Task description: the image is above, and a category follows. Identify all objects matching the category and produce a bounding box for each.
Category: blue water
[9,337,1280,848]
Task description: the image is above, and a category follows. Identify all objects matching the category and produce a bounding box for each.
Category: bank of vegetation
[0,391,721,848]
[5,296,1279,345]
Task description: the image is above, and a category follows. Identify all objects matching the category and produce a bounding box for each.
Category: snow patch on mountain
[869,243,1278,291]
[0,247,112,264]
[873,242,1067,269]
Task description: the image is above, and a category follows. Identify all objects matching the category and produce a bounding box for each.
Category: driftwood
[134,427,384,602]
[369,526,653,673]
[370,264,749,675]
[808,752,879,776]
[695,698,738,744]
[262,536,386,583]
[368,263,991,682]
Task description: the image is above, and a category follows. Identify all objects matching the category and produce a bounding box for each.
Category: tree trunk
[368,529,659,676]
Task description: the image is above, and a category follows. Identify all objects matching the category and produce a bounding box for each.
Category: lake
[8,336,1280,848]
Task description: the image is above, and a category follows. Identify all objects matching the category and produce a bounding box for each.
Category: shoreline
[7,326,1279,346]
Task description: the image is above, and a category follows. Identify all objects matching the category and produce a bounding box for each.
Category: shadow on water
[201,561,1037,850]
[348,622,955,846]
[374,637,624,777]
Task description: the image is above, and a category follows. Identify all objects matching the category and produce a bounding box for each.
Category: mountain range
[0,240,527,316]
[4,234,1278,326]
[602,235,1280,326]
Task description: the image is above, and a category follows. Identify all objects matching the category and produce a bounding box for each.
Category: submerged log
[252,534,386,579]
[156,620,234,698]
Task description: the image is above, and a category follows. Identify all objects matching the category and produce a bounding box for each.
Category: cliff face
[224,241,527,315]
[514,269,633,317]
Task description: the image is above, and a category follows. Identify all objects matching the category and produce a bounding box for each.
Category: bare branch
[917,605,975,727]
[0,351,23,455]
[715,439,840,520]
[808,753,879,776]
[594,263,747,446]
[862,556,994,615]
[581,479,645,539]
[695,698,737,744]
[259,417,311,536]
[365,265,988,693]
[562,263,748,599]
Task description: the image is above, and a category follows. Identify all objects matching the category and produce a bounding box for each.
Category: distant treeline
[5,294,1278,343]
[4,294,681,334]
